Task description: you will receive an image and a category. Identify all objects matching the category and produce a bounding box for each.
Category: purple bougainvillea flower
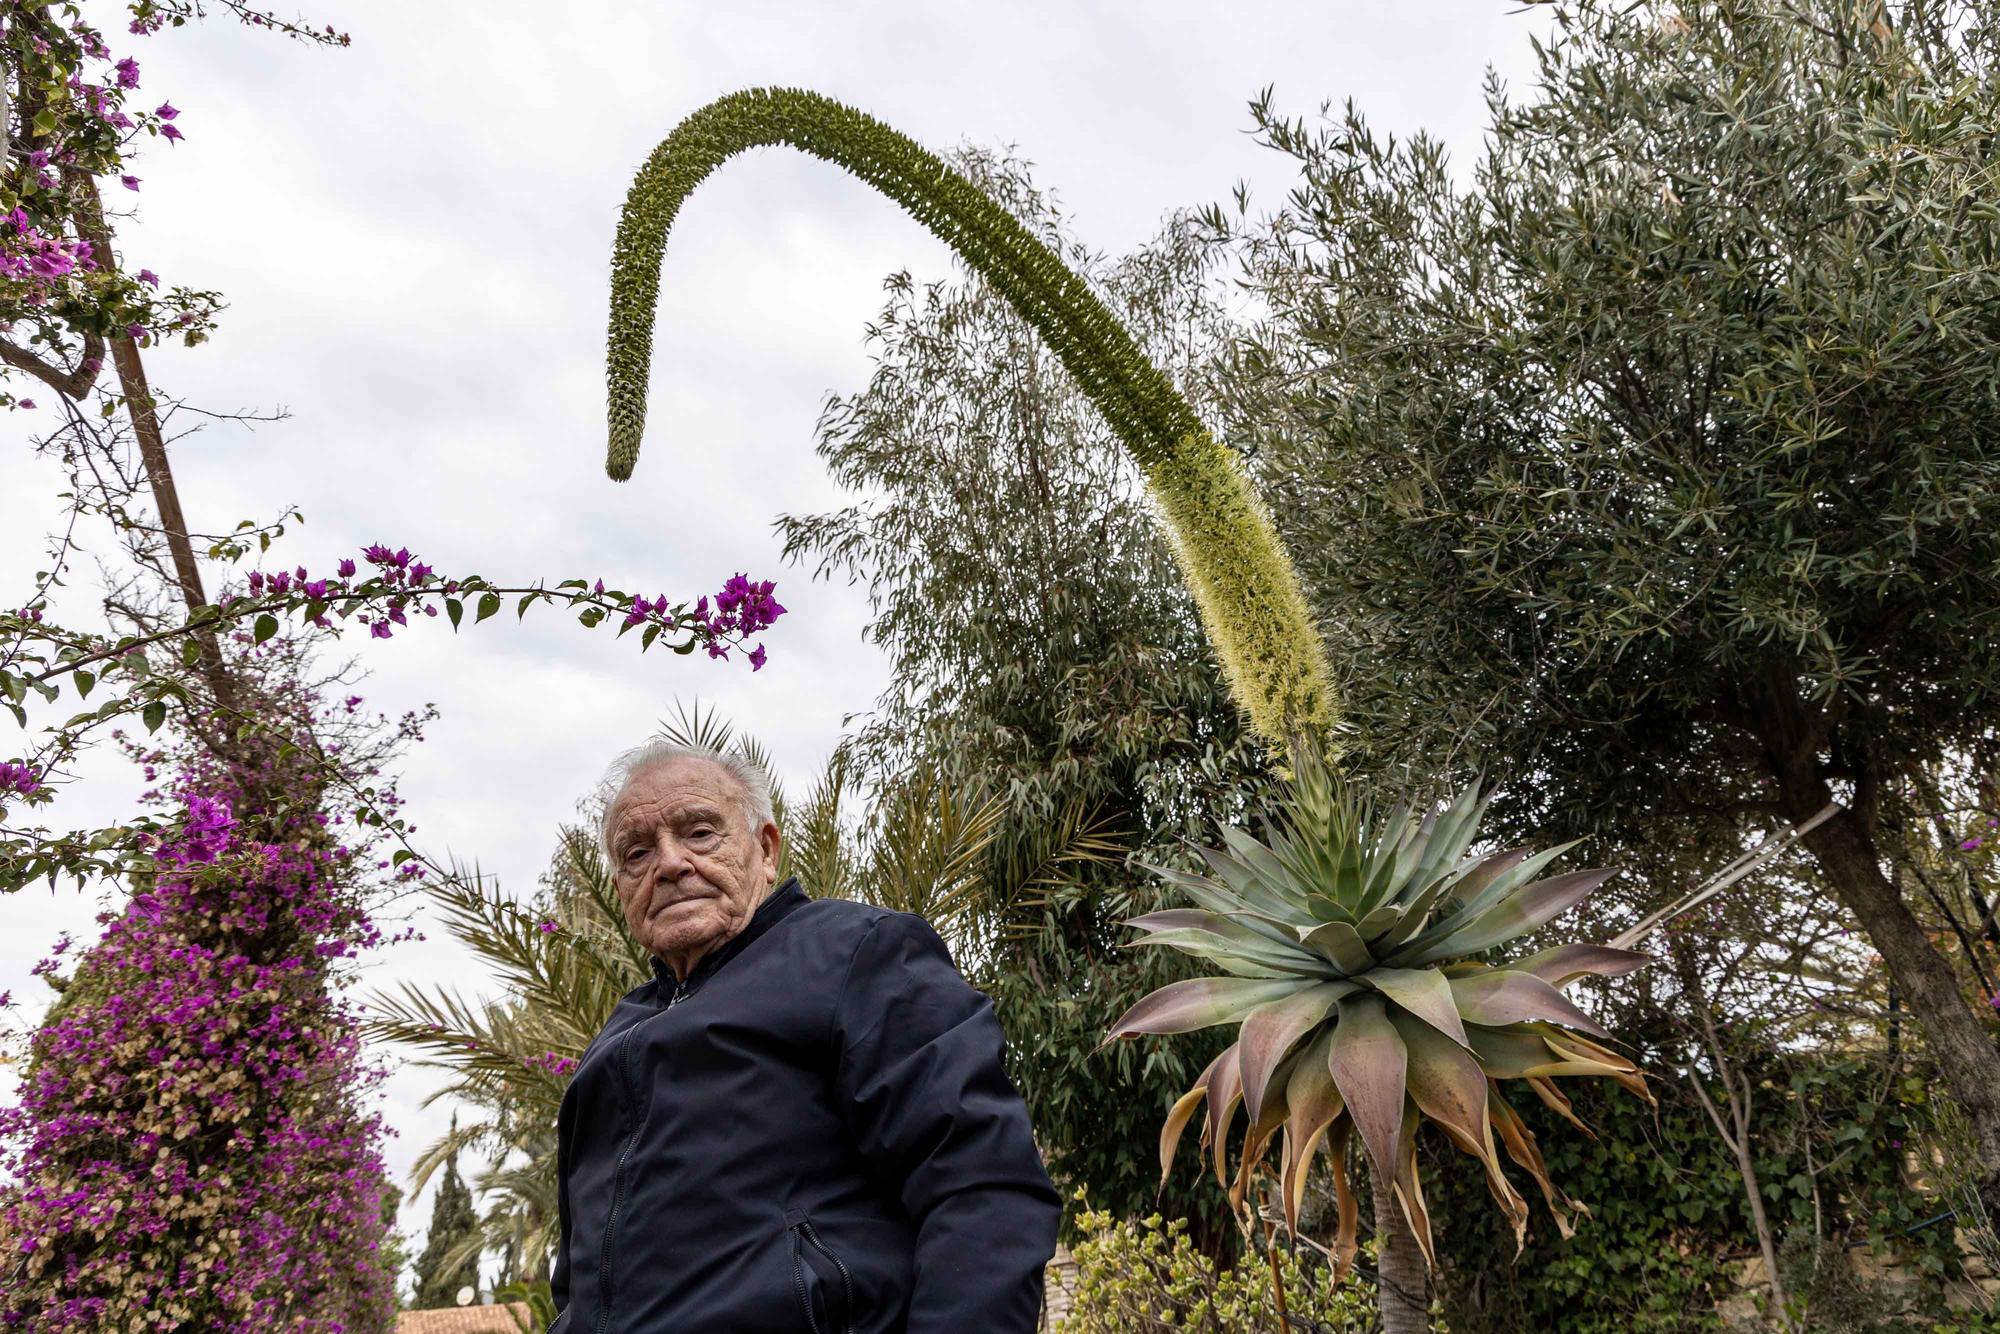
[114,56,140,87]
[337,558,357,577]
[160,123,183,143]
[17,399,34,410]
[122,175,141,191]
[137,268,159,286]
[155,101,178,119]
[369,621,392,640]
[1961,837,1985,852]
[748,644,767,672]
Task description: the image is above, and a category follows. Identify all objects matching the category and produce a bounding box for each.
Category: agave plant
[1105,748,1650,1278]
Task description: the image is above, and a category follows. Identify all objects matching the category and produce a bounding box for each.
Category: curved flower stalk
[1103,746,1652,1277]
[605,87,1333,744]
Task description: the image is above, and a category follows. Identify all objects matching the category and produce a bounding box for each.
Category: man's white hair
[599,740,777,860]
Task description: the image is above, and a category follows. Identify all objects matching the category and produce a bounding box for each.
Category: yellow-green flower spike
[606,87,1333,744]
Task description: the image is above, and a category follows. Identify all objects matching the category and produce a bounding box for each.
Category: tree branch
[0,332,104,401]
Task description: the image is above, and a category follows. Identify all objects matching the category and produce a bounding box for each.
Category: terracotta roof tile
[394,1303,530,1334]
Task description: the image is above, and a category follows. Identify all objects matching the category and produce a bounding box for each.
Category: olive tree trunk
[1750,669,2000,1224]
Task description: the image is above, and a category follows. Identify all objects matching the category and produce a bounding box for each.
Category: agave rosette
[1104,752,1651,1275]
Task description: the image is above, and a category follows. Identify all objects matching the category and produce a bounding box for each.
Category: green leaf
[142,700,167,733]
[476,593,501,623]
[74,671,96,699]
[517,594,537,621]
[181,638,203,668]
[446,598,463,630]
[253,614,279,644]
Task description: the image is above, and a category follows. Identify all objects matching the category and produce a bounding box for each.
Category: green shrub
[1057,1191,1389,1332]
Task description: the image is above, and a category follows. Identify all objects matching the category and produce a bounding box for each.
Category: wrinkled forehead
[608,755,748,835]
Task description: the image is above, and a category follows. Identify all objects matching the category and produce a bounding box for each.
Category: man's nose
[652,834,696,883]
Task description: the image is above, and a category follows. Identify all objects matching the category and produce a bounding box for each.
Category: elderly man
[550,741,1061,1333]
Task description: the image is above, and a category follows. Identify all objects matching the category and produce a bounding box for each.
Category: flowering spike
[605,88,1333,743]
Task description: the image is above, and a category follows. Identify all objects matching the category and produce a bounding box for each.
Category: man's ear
[759,820,782,886]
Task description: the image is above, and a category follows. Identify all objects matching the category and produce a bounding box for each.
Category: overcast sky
[0,0,1547,1295]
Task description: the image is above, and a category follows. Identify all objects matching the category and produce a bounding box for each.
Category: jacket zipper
[790,1215,855,1334]
[591,975,690,1333]
[590,1023,644,1334]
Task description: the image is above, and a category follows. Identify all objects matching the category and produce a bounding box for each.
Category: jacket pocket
[785,1208,854,1334]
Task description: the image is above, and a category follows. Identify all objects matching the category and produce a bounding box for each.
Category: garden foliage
[1221,0,2000,1215]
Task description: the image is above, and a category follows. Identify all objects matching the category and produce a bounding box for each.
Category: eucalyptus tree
[1225,0,2000,1217]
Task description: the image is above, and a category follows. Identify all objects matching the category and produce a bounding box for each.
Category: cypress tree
[411,1146,481,1310]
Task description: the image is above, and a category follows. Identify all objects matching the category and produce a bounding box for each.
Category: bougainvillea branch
[605,87,1334,745]
[0,546,786,892]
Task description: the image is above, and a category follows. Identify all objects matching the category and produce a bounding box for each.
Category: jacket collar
[649,875,807,994]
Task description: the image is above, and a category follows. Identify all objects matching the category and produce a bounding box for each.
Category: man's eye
[623,846,648,864]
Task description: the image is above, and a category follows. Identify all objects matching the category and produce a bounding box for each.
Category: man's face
[607,756,781,980]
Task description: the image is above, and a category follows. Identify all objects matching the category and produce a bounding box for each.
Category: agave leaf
[1362,967,1471,1048]
[1394,844,1572,960]
[1219,827,1312,911]
[1390,1010,1527,1250]
[1406,867,1617,964]
[1300,920,1375,974]
[1239,982,1355,1124]
[1122,927,1332,979]
[1364,866,1462,954]
[1489,1085,1581,1238]
[1196,845,1309,919]
[1326,993,1408,1187]
[1354,800,1419,916]
[1231,1094,1288,1210]
[1505,942,1651,988]
[1390,1010,1489,1150]
[1104,977,1311,1042]
[1449,970,1612,1038]
[1140,863,1305,949]
[1123,908,1219,933]
[1324,1116,1362,1283]
[1409,786,1489,891]
[1353,898,1407,942]
[1160,1047,1227,1189]
[1205,1040,1247,1190]
[1540,1031,1654,1103]
[1376,846,1536,961]
[1278,1032,1344,1232]
[1527,1074,1595,1139]
[1390,1103,1439,1269]
[1464,1023,1564,1078]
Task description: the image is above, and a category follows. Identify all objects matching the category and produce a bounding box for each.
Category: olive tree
[1226,0,2000,1213]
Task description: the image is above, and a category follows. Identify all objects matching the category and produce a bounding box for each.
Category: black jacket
[550,878,1060,1333]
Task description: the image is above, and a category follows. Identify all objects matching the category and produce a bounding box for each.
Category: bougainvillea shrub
[0,650,415,1332]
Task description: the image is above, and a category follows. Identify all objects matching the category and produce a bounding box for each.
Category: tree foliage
[1223,0,2000,1212]
[412,1147,482,1311]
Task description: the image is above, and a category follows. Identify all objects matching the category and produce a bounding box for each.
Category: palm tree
[367,705,1115,1289]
